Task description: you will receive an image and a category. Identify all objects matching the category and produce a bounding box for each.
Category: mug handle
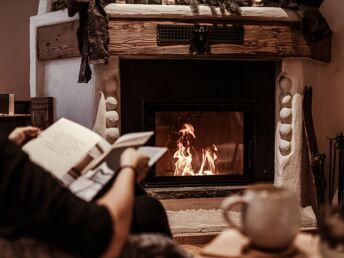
[221,196,248,234]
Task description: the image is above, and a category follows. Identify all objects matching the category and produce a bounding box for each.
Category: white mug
[221,185,300,250]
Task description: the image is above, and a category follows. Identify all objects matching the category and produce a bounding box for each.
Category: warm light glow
[173,123,218,176]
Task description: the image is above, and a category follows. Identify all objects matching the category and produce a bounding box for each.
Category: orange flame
[173,123,218,176]
[197,145,218,175]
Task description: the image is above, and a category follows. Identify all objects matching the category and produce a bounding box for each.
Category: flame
[173,123,196,176]
[173,123,218,176]
[197,145,218,175]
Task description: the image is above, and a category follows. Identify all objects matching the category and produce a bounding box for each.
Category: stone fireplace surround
[30,3,327,236]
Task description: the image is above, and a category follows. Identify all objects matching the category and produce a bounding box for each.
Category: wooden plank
[37,20,311,60]
[107,21,311,57]
[105,4,302,23]
[37,21,80,61]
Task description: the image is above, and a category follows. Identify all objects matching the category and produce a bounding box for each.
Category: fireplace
[120,58,276,187]
[31,3,331,204]
[143,101,253,186]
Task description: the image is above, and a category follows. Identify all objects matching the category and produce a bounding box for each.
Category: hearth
[120,59,276,187]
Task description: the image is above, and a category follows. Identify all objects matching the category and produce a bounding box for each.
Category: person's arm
[98,148,149,258]
[0,130,149,258]
[0,134,113,257]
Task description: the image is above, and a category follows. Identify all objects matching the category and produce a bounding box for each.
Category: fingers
[136,157,149,173]
[22,126,41,138]
[120,148,150,183]
[135,155,150,183]
[8,129,26,145]
[120,148,138,167]
[8,126,41,145]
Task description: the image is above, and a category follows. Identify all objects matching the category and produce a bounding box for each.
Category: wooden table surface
[181,230,322,258]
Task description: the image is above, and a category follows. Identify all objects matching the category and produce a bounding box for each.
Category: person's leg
[135,184,147,196]
[131,196,172,237]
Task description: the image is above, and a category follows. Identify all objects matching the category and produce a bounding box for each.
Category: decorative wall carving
[278,74,293,156]
[274,60,306,204]
[93,56,120,143]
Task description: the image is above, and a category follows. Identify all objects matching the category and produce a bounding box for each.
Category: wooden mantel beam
[37,4,331,62]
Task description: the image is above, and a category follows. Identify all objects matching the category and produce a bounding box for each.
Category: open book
[23,118,167,201]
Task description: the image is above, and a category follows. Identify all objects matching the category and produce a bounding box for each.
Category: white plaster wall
[43,58,97,128]
[302,0,344,158]
[30,9,97,129]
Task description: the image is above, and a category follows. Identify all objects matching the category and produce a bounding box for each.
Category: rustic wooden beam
[37,20,80,61]
[36,4,329,62]
[37,20,311,60]
[107,21,310,57]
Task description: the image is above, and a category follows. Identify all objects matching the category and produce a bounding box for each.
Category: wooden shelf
[0,114,32,134]
[0,114,31,121]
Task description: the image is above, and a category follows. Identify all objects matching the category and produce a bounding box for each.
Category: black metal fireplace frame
[120,58,276,188]
[142,100,254,187]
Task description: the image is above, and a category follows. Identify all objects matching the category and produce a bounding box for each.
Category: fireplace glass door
[144,102,253,186]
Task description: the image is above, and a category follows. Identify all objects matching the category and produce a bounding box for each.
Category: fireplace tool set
[328,133,344,205]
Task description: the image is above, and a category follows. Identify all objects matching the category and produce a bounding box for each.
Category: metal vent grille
[157,25,244,45]
[209,26,244,43]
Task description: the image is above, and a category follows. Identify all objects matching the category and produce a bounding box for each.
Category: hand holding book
[21,118,167,201]
[120,148,150,183]
[8,126,41,145]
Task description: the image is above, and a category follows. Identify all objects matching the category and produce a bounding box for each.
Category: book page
[88,146,167,174]
[137,146,167,167]
[84,132,155,172]
[22,118,102,181]
[115,131,154,146]
[69,162,115,202]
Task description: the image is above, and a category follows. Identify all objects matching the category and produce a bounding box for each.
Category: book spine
[31,97,54,129]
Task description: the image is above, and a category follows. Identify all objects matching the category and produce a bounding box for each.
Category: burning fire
[173,123,218,176]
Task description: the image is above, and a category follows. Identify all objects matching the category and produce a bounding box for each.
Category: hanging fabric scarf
[68,0,114,83]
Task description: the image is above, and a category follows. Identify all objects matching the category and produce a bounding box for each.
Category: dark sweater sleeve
[0,134,113,258]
